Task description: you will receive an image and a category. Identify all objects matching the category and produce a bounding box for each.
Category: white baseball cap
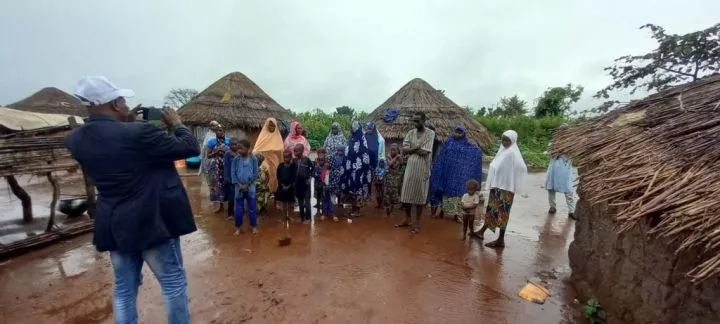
[74,76,135,105]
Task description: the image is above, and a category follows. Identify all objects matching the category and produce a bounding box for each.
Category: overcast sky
[1,0,717,113]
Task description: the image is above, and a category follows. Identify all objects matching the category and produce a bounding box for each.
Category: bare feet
[333,216,339,222]
[485,240,505,249]
[251,227,259,234]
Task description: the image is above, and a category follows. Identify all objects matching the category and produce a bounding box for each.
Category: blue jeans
[224,183,235,216]
[110,238,190,324]
[235,190,257,228]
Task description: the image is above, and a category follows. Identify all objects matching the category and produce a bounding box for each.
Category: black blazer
[65,115,200,252]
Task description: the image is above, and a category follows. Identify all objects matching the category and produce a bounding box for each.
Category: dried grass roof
[367,78,494,148]
[177,72,291,129]
[7,87,87,117]
[552,73,720,283]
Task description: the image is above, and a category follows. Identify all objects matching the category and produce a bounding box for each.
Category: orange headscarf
[253,118,284,192]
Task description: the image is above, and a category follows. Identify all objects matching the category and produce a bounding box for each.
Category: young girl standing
[461,179,482,240]
[374,159,387,208]
[254,153,270,217]
[329,146,346,222]
[383,144,405,217]
[313,155,327,219]
[275,150,297,221]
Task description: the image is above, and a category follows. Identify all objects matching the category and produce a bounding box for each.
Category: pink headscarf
[284,120,310,157]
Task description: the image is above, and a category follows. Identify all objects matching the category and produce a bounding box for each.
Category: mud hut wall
[569,195,720,324]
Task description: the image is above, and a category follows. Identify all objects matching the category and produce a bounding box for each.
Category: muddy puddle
[0,172,582,323]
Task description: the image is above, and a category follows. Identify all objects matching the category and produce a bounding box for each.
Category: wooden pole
[45,173,59,232]
[5,175,33,223]
[67,116,96,219]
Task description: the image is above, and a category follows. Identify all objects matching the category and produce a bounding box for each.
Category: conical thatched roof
[177,72,291,129]
[8,87,87,117]
[367,78,494,148]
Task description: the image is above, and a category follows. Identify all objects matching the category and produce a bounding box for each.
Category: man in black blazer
[65,76,199,324]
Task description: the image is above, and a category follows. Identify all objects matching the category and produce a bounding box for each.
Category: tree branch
[658,66,696,78]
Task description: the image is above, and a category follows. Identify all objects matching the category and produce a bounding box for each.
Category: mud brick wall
[569,197,720,324]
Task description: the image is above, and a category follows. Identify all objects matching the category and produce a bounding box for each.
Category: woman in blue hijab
[430,124,484,222]
[364,121,385,169]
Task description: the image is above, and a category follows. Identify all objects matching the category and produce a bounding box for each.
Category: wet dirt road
[0,172,580,324]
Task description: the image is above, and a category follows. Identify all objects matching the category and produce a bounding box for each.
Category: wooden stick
[5,175,33,223]
[45,173,59,232]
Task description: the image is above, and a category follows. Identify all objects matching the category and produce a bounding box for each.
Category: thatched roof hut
[554,74,720,283]
[8,87,87,117]
[177,72,291,129]
[367,78,494,148]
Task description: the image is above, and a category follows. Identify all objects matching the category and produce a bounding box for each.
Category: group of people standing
[64,75,577,324]
[198,113,575,249]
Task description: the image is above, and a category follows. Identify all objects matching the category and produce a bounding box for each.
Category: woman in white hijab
[472,130,527,248]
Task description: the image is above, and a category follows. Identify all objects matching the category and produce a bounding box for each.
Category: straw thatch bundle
[8,87,87,117]
[177,72,291,129]
[552,74,720,283]
[0,126,77,177]
[367,78,494,148]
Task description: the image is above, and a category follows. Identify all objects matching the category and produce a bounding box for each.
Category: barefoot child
[294,144,314,224]
[461,179,482,240]
[276,150,297,222]
[374,158,387,208]
[313,147,327,210]
[316,158,331,220]
[329,146,346,222]
[223,138,239,219]
[232,139,259,235]
[313,154,327,219]
[383,144,405,217]
[254,153,269,216]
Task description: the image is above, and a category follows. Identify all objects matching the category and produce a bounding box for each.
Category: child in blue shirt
[232,139,259,235]
[223,138,239,218]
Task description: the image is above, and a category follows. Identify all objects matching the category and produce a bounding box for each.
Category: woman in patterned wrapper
[472,130,528,248]
[343,121,372,218]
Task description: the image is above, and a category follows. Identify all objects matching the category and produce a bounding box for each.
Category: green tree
[498,95,528,116]
[462,105,475,115]
[475,106,489,117]
[334,105,355,117]
[596,23,720,99]
[534,84,584,117]
[164,88,198,109]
